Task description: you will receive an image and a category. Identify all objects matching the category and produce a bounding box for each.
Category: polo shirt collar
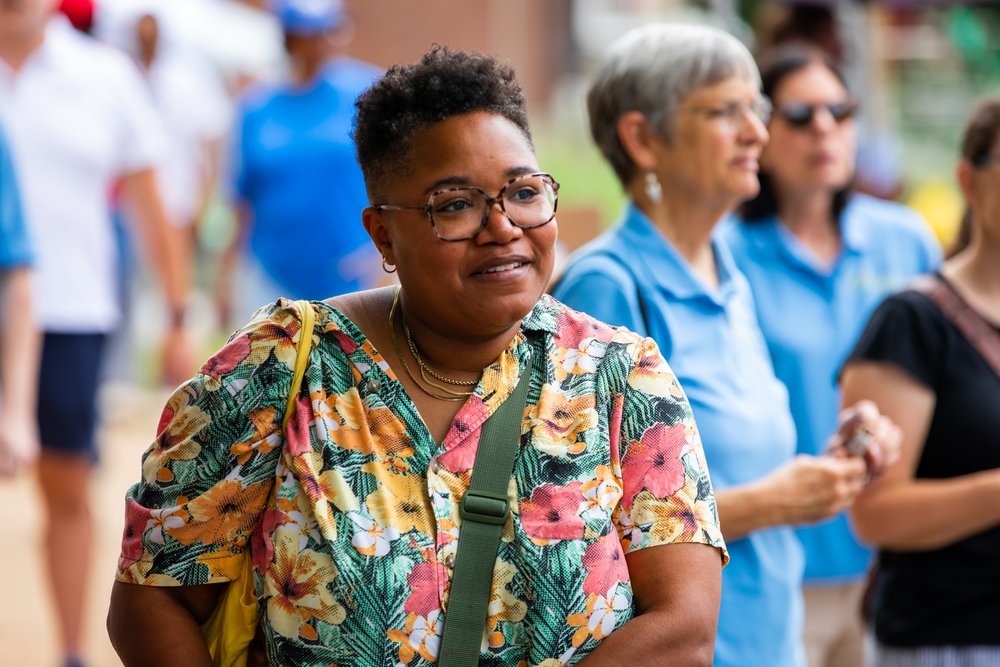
[619,202,740,307]
[754,197,866,276]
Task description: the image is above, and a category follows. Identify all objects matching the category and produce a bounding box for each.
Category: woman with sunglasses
[108,46,729,666]
[554,24,900,667]
[840,99,1000,667]
[721,45,941,667]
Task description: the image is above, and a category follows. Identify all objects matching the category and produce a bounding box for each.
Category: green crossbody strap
[437,349,534,667]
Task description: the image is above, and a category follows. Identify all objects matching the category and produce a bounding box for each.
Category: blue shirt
[0,124,31,268]
[231,58,381,300]
[721,195,941,583]
[553,203,803,667]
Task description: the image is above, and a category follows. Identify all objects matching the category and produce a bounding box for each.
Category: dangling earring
[645,172,662,204]
[382,257,397,274]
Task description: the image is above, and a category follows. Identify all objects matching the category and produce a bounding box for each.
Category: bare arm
[108,581,223,667]
[213,202,252,329]
[576,543,721,666]
[0,267,40,475]
[119,168,188,320]
[844,361,1000,550]
[119,168,194,385]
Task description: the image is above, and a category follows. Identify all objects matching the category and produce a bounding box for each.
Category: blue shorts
[37,332,108,461]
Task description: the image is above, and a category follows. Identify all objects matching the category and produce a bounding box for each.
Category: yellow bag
[201,300,316,667]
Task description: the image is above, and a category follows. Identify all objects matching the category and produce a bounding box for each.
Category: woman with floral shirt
[108,46,727,667]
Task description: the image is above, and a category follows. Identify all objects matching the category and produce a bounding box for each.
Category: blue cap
[273,0,346,35]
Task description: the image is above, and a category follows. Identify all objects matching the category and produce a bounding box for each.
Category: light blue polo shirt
[721,194,941,584]
[0,124,31,268]
[231,57,381,300]
[553,203,804,667]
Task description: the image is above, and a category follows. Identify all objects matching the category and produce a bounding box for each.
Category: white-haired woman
[553,23,900,667]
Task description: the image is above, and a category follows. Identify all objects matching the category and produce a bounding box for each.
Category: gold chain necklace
[388,288,477,401]
[403,316,479,387]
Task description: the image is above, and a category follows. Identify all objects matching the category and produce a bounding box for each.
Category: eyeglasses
[776,100,858,128]
[373,172,559,242]
[973,155,1000,169]
[681,97,773,131]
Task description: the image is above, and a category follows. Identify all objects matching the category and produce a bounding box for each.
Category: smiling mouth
[478,261,524,275]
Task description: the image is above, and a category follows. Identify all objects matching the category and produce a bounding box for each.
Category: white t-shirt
[0,16,166,332]
[145,50,231,225]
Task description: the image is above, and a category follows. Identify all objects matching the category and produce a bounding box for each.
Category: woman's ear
[362,207,394,264]
[616,110,661,173]
[956,159,979,211]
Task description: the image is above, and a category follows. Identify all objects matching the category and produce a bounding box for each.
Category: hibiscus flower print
[620,422,689,511]
[519,482,586,540]
[264,527,346,640]
[483,560,527,650]
[168,479,272,547]
[626,337,684,400]
[229,406,281,466]
[580,532,629,596]
[526,384,598,458]
[361,462,435,536]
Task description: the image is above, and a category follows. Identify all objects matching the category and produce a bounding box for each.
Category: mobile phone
[843,427,873,460]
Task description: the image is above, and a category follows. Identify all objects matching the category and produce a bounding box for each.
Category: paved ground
[0,383,172,667]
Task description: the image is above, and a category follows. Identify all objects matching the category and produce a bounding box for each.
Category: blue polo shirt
[231,57,381,300]
[721,194,941,584]
[553,203,803,667]
[0,124,31,268]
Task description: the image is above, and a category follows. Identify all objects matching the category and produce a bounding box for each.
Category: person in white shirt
[132,10,231,279]
[0,1,192,665]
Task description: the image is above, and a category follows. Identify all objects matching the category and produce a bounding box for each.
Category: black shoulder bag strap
[911,274,1000,378]
[436,348,534,667]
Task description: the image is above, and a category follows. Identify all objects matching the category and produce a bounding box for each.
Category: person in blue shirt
[0,121,39,477]
[216,0,382,327]
[721,45,941,667]
[552,24,901,667]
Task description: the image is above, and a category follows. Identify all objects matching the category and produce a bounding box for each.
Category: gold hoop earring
[382,257,397,274]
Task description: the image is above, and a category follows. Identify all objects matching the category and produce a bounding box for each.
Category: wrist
[168,306,186,329]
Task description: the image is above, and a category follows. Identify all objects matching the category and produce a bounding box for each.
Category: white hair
[587,23,760,185]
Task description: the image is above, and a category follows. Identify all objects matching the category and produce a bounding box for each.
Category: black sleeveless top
[847,283,1000,647]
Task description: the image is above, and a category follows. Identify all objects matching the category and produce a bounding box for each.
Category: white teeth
[482,262,522,274]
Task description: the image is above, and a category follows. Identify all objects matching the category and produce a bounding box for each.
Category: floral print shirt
[117,295,726,667]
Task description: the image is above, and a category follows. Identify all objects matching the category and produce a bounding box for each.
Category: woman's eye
[435,197,475,214]
[509,187,539,202]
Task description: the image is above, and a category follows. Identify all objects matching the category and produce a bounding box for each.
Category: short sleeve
[552,255,648,337]
[845,291,945,390]
[115,301,308,586]
[611,335,728,564]
[108,52,168,175]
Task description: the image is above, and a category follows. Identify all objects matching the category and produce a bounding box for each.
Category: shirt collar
[743,196,865,275]
[619,202,740,306]
[521,294,560,335]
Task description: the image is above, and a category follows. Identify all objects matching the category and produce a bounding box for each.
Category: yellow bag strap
[281,300,315,432]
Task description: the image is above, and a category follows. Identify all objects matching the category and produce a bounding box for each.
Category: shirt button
[364,378,381,393]
[444,553,455,568]
[430,460,441,474]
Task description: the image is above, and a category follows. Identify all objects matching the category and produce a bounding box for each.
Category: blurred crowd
[0,1,998,667]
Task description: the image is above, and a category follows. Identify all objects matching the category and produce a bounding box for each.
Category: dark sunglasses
[776,100,859,128]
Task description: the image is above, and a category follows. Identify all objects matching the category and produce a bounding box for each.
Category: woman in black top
[841,99,1000,665]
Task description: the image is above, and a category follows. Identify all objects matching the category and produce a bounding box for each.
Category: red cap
[59,0,96,33]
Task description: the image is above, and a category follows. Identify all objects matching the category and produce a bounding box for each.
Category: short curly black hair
[353,45,532,202]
